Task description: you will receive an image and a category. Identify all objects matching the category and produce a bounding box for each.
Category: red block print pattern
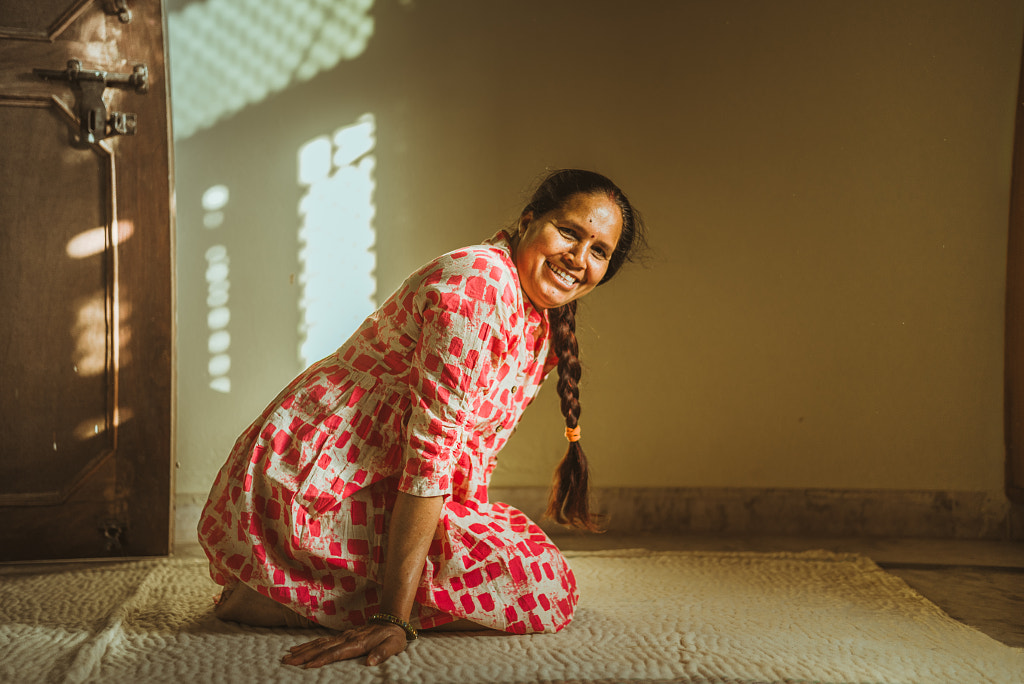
[198,232,577,633]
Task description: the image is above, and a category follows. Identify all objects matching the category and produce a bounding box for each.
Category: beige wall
[171,0,1024,503]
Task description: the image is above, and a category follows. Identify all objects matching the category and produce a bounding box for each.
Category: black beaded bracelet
[369,612,419,641]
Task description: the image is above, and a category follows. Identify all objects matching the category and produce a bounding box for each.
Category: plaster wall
[170,0,1024,508]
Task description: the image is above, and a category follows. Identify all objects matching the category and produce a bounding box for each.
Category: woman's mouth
[546,261,579,288]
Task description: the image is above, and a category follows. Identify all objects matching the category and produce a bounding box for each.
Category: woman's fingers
[286,636,331,655]
[281,625,407,669]
[280,639,334,666]
[301,640,364,669]
[282,635,339,664]
[365,633,407,667]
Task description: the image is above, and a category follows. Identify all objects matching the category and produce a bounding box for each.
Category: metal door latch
[33,59,148,144]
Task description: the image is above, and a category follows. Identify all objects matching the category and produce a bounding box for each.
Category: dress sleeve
[398,253,517,497]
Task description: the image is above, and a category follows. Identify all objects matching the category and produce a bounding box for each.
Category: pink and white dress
[198,232,578,633]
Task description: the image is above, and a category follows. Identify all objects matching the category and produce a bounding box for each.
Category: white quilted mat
[1,549,1021,684]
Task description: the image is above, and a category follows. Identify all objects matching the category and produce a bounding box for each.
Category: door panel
[0,0,173,561]
[0,1,92,41]
[0,97,114,505]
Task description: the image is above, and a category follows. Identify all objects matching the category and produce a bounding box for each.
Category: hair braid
[554,302,581,429]
[545,301,602,531]
[520,169,646,531]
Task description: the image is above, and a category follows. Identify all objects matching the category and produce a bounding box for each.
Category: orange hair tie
[564,426,581,442]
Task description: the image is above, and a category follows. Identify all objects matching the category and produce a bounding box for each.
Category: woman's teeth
[547,262,577,286]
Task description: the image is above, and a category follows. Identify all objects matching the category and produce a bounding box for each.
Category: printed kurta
[198,232,578,634]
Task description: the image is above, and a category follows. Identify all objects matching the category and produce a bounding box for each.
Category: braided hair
[518,170,645,531]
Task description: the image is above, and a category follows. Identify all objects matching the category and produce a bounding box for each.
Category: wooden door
[1007,32,1024,506]
[0,0,174,561]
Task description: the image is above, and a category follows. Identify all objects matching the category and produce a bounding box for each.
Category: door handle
[33,59,149,144]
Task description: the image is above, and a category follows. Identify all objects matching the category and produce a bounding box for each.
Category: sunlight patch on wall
[203,184,232,393]
[167,0,375,140]
[72,293,108,377]
[297,113,377,367]
[72,294,130,377]
[66,220,134,377]
[66,221,134,259]
[72,408,133,442]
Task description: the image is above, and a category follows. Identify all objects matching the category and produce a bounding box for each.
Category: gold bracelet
[369,612,419,641]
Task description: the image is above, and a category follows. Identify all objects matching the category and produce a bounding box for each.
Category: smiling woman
[197,169,646,669]
[513,193,622,310]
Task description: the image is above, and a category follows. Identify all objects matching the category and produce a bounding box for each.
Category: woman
[198,169,644,669]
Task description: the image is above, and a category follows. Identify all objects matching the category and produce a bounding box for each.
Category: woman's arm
[379,491,444,621]
[282,492,443,669]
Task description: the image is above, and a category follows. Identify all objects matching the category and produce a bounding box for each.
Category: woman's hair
[520,169,646,531]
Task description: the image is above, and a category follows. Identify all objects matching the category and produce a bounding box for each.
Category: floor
[30,533,1023,650]
[542,533,1024,649]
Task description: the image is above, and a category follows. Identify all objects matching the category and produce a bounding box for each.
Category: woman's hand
[282,493,439,669]
[281,623,408,668]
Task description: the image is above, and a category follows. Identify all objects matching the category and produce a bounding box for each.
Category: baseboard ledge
[489,486,1022,541]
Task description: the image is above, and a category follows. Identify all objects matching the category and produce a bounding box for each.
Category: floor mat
[1,549,1020,683]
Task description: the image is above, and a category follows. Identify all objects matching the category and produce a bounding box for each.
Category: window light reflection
[202,184,230,211]
[167,0,375,140]
[203,183,232,394]
[205,242,232,394]
[297,113,377,366]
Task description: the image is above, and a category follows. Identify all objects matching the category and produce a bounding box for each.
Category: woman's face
[513,192,623,310]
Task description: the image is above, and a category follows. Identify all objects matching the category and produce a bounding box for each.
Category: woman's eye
[556,226,575,239]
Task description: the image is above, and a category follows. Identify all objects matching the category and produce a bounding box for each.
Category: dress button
[496,425,504,432]
[511,385,518,394]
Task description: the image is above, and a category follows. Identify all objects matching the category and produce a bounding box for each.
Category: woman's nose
[566,242,586,266]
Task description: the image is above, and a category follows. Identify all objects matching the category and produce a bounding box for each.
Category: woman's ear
[518,211,533,237]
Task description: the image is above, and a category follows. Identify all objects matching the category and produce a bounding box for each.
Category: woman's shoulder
[437,231,514,273]
[412,231,519,303]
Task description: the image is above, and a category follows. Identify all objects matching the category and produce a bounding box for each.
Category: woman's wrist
[369,612,419,641]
